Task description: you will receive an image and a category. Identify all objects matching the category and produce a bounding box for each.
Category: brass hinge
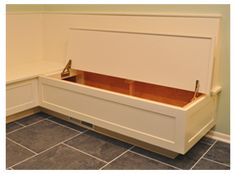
[61,59,72,78]
[191,80,200,102]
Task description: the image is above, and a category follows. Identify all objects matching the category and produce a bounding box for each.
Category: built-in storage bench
[39,13,221,155]
[39,68,219,155]
[6,60,64,120]
[6,78,39,117]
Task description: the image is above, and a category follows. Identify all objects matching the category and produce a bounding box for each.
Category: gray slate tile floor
[6,122,23,134]
[13,144,106,170]
[6,112,230,170]
[65,130,132,162]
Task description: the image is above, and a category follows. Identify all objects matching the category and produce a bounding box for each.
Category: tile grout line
[7,137,38,155]
[6,119,47,135]
[9,154,38,169]
[63,129,89,143]
[15,115,50,127]
[7,115,88,169]
[6,126,25,135]
[202,157,230,167]
[14,121,26,127]
[6,116,83,153]
[9,132,83,169]
[99,145,135,170]
[62,143,108,164]
[129,150,181,170]
[190,140,217,170]
[7,116,83,136]
[46,118,85,133]
[201,140,217,146]
[10,129,88,169]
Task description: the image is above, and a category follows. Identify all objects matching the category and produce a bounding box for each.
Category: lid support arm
[191,80,200,101]
[61,59,72,78]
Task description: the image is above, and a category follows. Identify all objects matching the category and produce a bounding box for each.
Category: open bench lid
[67,28,215,94]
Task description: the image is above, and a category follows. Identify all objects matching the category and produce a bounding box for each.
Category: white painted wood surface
[6,60,64,84]
[39,74,216,154]
[6,79,39,116]
[68,29,214,94]
[42,13,220,63]
[6,14,43,63]
[6,59,64,116]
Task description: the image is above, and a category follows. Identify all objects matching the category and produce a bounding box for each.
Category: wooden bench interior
[62,69,203,107]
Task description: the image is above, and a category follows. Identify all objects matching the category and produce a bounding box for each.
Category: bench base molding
[6,107,41,123]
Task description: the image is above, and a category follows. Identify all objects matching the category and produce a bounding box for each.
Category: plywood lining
[83,71,130,95]
[61,70,202,107]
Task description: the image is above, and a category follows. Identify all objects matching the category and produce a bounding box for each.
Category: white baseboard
[206,130,230,143]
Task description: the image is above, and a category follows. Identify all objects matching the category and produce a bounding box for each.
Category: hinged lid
[67,28,215,94]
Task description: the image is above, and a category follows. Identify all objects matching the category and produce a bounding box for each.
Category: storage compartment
[61,70,202,107]
[39,73,216,154]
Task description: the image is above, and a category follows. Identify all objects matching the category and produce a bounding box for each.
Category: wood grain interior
[83,71,130,95]
[62,70,202,107]
[133,81,198,107]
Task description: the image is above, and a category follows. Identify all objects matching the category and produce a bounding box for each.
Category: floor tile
[199,137,216,145]
[16,112,50,126]
[193,158,230,170]
[6,139,35,168]
[204,141,230,165]
[7,120,78,153]
[131,140,212,169]
[65,130,132,162]
[48,116,87,132]
[13,144,106,170]
[6,122,23,134]
[103,151,175,170]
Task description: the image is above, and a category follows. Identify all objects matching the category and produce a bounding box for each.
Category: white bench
[6,60,64,116]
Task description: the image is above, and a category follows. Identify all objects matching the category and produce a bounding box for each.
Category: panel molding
[68,28,214,94]
[6,79,39,116]
[6,12,222,18]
